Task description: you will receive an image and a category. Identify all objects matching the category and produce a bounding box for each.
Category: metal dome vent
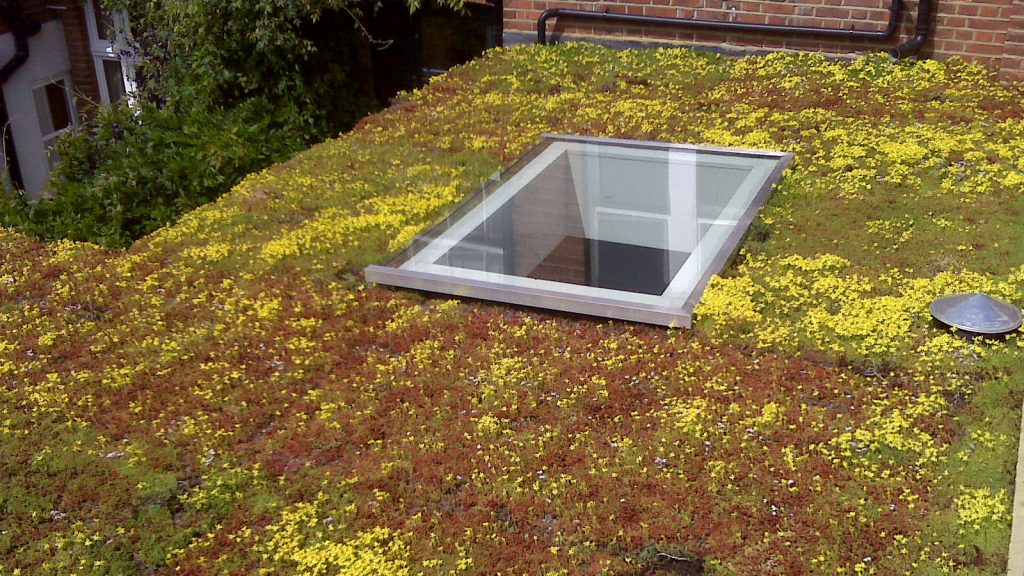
[930,293,1022,336]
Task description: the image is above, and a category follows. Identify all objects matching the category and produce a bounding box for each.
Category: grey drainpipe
[889,0,934,59]
[0,0,41,85]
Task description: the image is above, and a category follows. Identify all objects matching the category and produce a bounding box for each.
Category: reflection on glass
[428,142,768,297]
[93,1,115,40]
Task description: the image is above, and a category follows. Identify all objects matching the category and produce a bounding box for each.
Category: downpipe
[0,0,42,85]
[890,0,934,59]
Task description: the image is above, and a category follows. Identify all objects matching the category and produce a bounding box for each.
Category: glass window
[102,59,127,103]
[366,135,793,328]
[92,0,115,41]
[33,79,73,138]
[33,79,76,176]
[87,0,135,104]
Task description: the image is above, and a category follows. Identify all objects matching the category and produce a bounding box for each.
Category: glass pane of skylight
[366,135,792,327]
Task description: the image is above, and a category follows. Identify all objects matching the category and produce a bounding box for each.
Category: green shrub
[0,0,397,247]
[0,98,305,248]
[0,0,467,247]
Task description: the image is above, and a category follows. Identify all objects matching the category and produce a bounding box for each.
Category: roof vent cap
[929,293,1022,336]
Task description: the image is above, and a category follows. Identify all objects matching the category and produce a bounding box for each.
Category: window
[33,78,76,170]
[85,0,134,104]
[91,0,115,41]
[101,59,127,102]
[366,135,793,328]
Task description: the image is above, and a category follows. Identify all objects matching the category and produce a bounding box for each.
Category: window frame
[83,0,136,104]
[31,75,79,170]
[364,134,795,328]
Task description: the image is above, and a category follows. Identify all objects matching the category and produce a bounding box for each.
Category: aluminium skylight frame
[365,134,793,328]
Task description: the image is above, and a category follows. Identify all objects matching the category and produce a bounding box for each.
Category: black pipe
[0,96,24,191]
[0,0,38,195]
[0,0,41,85]
[490,0,503,47]
[538,0,902,46]
[889,0,933,59]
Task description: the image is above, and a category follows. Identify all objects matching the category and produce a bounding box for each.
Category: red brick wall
[57,1,103,114]
[510,0,1024,81]
[511,153,588,281]
[1002,1,1024,79]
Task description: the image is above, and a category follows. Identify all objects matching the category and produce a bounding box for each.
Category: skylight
[365,135,792,327]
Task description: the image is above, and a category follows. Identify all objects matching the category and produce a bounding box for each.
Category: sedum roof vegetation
[3,43,1024,575]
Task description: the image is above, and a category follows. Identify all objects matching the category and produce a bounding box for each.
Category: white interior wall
[567,147,699,253]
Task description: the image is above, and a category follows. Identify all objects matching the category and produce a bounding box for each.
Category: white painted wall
[0,20,74,198]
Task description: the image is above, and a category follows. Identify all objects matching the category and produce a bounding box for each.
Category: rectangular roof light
[365,134,793,327]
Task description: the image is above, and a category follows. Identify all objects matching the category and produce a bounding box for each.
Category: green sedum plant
[2,44,1024,575]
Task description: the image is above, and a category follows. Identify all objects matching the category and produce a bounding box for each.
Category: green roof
[2,43,1024,574]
